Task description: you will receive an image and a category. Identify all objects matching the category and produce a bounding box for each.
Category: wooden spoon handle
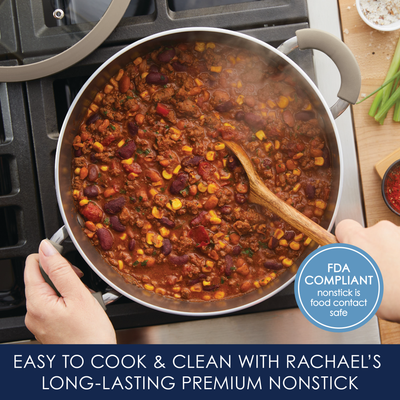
[250,177,337,246]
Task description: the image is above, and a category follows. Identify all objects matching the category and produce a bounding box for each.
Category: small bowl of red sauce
[382,160,400,216]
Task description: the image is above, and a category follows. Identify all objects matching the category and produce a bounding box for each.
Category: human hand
[336,219,400,323]
[24,239,117,344]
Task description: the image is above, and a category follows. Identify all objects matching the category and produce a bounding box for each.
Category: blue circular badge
[294,243,383,332]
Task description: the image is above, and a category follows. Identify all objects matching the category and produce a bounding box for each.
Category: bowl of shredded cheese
[356,0,400,31]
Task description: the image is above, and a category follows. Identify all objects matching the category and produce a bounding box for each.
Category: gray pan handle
[278,28,361,119]
[39,226,120,310]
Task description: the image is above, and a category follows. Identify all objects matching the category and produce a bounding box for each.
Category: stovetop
[0,0,314,343]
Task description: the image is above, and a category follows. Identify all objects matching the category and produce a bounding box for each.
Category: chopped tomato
[198,161,212,180]
[81,202,103,223]
[156,103,170,117]
[189,226,210,247]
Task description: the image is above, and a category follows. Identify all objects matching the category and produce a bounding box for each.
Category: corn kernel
[214,171,220,180]
[118,260,124,270]
[315,199,327,209]
[190,284,202,292]
[214,142,225,151]
[264,142,273,152]
[198,182,208,192]
[182,145,193,154]
[282,258,293,267]
[152,206,163,219]
[237,80,243,89]
[128,172,139,180]
[236,95,244,105]
[117,139,126,148]
[206,151,216,161]
[292,183,301,193]
[96,223,103,229]
[203,280,211,286]
[292,168,301,176]
[85,221,97,232]
[294,233,304,242]
[140,90,149,99]
[277,96,289,109]
[121,158,133,165]
[173,165,182,175]
[120,233,127,240]
[133,56,143,65]
[304,237,312,246]
[92,142,104,153]
[315,157,325,166]
[195,78,203,87]
[94,93,104,104]
[218,240,226,248]
[210,217,222,225]
[206,260,215,268]
[267,99,276,108]
[207,183,219,194]
[74,167,81,175]
[228,55,236,65]
[73,189,80,199]
[203,294,211,301]
[255,130,266,141]
[304,103,312,111]
[141,72,149,79]
[259,102,267,110]
[137,249,144,255]
[144,284,154,291]
[290,241,301,251]
[260,277,272,286]
[254,281,261,289]
[209,210,218,218]
[100,165,109,172]
[162,170,173,180]
[166,203,173,211]
[220,172,231,180]
[159,227,170,237]
[206,42,216,49]
[171,198,183,210]
[152,180,163,187]
[169,127,182,140]
[155,288,167,296]
[79,199,89,206]
[149,188,159,198]
[274,140,280,150]
[153,235,164,248]
[214,291,225,300]
[274,228,284,240]
[210,66,222,73]
[146,232,155,245]
[195,42,206,52]
[279,239,288,247]
[293,152,304,160]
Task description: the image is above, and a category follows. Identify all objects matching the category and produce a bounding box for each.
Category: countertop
[338,0,400,344]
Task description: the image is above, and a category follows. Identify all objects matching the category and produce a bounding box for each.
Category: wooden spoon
[223,139,337,246]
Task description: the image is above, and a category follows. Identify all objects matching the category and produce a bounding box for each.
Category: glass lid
[0,0,131,82]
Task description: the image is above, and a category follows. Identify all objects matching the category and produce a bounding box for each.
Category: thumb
[335,219,363,243]
[39,239,87,299]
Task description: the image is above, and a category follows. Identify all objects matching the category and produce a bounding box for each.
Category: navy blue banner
[1,344,398,399]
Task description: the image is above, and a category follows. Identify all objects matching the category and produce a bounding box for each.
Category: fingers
[335,219,363,243]
[38,240,89,300]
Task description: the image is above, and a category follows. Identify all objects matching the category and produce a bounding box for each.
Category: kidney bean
[235,193,248,204]
[203,284,219,291]
[149,64,159,73]
[295,110,315,121]
[168,254,189,265]
[89,153,97,163]
[83,185,99,198]
[181,155,204,167]
[169,173,188,195]
[104,197,126,214]
[87,164,99,182]
[118,75,130,93]
[235,110,245,121]
[220,205,232,215]
[128,121,139,136]
[188,278,201,286]
[215,100,234,113]
[190,211,207,226]
[232,245,241,256]
[269,237,279,249]
[109,215,126,232]
[264,260,283,270]
[118,140,136,159]
[226,154,239,171]
[283,110,295,127]
[284,230,295,241]
[305,183,315,199]
[244,112,265,129]
[128,238,136,251]
[161,239,172,256]
[74,148,82,157]
[97,228,113,251]
[157,48,176,63]
[225,255,234,276]
[160,217,176,229]
[86,112,100,125]
[171,62,188,72]
[146,72,168,85]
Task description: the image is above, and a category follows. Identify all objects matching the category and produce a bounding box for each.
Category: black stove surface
[0,0,313,343]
